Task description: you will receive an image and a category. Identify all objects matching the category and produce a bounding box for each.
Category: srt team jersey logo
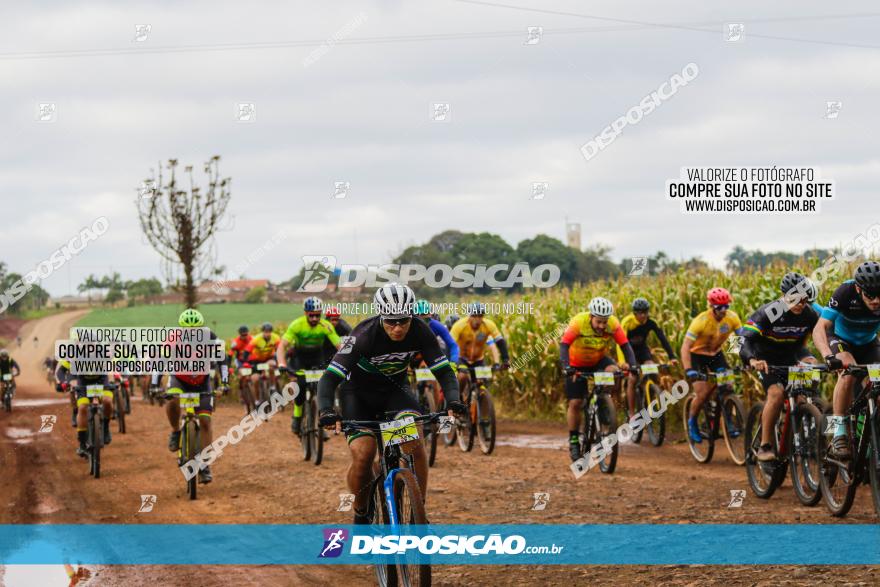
[319,528,348,558]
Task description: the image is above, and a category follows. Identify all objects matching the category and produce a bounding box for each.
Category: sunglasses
[862,291,880,301]
[711,304,730,311]
[306,312,322,318]
[383,317,412,327]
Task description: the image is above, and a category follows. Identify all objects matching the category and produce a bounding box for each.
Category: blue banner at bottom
[1,524,878,565]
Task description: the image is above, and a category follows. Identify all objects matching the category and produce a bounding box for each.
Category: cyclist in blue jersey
[414,300,459,363]
[813,261,880,459]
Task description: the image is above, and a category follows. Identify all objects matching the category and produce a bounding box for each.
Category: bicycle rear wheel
[745,402,785,499]
[123,385,131,414]
[818,412,859,517]
[311,395,324,466]
[476,389,496,455]
[683,395,714,464]
[370,476,398,587]
[456,382,474,453]
[790,402,823,506]
[592,395,618,474]
[301,394,313,461]
[629,384,644,444]
[392,469,431,586]
[644,380,665,446]
[3,390,11,413]
[722,394,747,465]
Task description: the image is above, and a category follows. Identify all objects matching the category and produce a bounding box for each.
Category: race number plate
[178,392,200,406]
[788,366,819,386]
[1,373,11,381]
[640,364,659,375]
[380,416,419,446]
[474,366,492,380]
[593,372,614,386]
[716,370,735,385]
[256,363,270,372]
[85,384,104,397]
[304,370,323,383]
[868,364,880,382]
[239,368,253,376]
[415,368,436,382]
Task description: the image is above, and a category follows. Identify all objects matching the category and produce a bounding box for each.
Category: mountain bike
[342,411,449,587]
[683,368,747,465]
[452,363,500,455]
[745,365,827,505]
[113,377,131,434]
[819,364,880,518]
[1,374,14,412]
[174,390,211,500]
[254,362,278,406]
[571,370,621,474]
[412,368,440,467]
[74,383,116,479]
[237,366,256,414]
[622,363,671,446]
[283,367,325,465]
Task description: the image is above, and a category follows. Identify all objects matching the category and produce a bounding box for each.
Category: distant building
[566,222,582,250]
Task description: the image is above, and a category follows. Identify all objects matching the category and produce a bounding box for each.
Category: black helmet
[780,272,817,302]
[238,325,249,335]
[631,298,650,312]
[444,314,460,330]
[854,261,880,296]
[261,322,273,332]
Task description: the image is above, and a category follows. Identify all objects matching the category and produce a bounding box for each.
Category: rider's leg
[625,373,637,415]
[566,399,584,433]
[166,398,180,429]
[348,435,378,516]
[410,436,429,501]
[758,382,785,459]
[199,414,213,447]
[689,380,709,417]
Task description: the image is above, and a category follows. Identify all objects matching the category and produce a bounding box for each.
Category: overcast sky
[2,1,878,296]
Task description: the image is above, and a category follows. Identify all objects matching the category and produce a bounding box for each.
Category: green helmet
[178,308,205,328]
[413,299,432,316]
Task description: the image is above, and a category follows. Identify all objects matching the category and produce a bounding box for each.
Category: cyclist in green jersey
[276,296,341,433]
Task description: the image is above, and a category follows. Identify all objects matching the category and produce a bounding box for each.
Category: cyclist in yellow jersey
[241,322,281,403]
[450,303,510,394]
[681,287,742,443]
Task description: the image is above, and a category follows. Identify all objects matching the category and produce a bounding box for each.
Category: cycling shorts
[565,356,616,400]
[691,352,729,373]
[829,337,880,365]
[631,344,654,365]
[755,349,814,392]
[165,375,214,416]
[340,385,421,444]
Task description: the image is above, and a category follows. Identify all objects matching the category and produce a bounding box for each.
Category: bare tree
[136,156,231,308]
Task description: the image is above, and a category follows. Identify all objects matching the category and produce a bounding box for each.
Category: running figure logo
[138,495,157,513]
[298,256,337,293]
[39,415,57,432]
[337,493,355,512]
[319,528,349,558]
[531,492,550,511]
[629,257,648,276]
[727,489,746,508]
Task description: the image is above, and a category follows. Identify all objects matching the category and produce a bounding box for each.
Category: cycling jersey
[450,317,503,363]
[228,334,253,362]
[282,316,340,356]
[166,330,224,387]
[428,318,459,363]
[685,310,742,355]
[243,333,280,362]
[740,301,821,364]
[616,313,675,362]
[323,319,353,357]
[0,357,20,375]
[560,313,628,368]
[318,316,460,412]
[821,280,880,346]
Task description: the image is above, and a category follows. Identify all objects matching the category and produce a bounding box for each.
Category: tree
[574,245,619,283]
[136,156,231,308]
[516,235,577,284]
[244,286,266,304]
[0,263,50,315]
[126,278,164,302]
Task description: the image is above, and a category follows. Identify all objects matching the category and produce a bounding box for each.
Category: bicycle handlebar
[341,411,446,434]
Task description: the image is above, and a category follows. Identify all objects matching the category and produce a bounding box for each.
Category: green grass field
[75,303,302,338]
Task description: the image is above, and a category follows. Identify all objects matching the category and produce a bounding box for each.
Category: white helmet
[588,297,613,317]
[374,282,416,318]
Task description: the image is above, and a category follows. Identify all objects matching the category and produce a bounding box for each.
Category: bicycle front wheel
[644,380,665,446]
[818,412,859,517]
[183,419,199,500]
[594,395,618,474]
[90,411,103,478]
[311,395,324,466]
[301,395,313,461]
[722,394,747,465]
[745,402,784,499]
[790,402,823,507]
[868,410,880,517]
[456,382,474,453]
[115,390,126,434]
[476,389,496,455]
[392,469,431,587]
[683,395,714,464]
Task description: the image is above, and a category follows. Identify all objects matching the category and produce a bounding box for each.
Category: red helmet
[707,287,732,305]
[325,306,341,318]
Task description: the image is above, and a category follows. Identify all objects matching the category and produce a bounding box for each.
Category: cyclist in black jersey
[620,298,677,416]
[317,283,466,524]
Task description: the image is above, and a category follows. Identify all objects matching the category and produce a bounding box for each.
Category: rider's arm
[648,319,676,359]
[317,370,344,412]
[431,320,460,364]
[11,359,20,375]
[610,321,636,366]
[485,320,510,363]
[321,319,342,349]
[416,323,460,403]
[680,337,694,370]
[812,316,835,358]
[558,317,580,370]
[738,322,761,365]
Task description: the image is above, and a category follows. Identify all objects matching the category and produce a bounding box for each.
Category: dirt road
[1,313,877,586]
